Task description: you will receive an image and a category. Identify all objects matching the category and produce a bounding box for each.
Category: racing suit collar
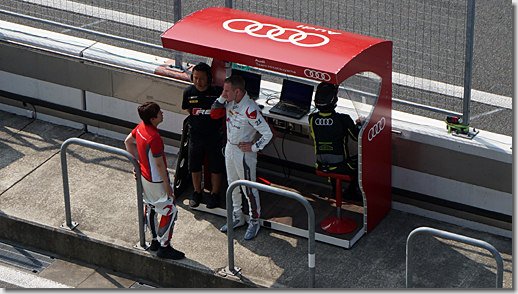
[319,111,335,117]
[235,92,250,105]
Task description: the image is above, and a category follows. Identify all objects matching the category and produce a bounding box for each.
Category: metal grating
[0,241,56,274]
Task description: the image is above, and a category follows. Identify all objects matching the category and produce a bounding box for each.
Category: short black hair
[224,75,246,92]
[192,62,212,80]
[138,102,160,125]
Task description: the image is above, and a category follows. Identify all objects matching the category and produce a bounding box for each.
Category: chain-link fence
[231,0,473,120]
[0,0,474,121]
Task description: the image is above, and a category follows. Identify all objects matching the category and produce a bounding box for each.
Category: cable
[281,130,291,179]
[261,89,280,106]
[272,139,288,179]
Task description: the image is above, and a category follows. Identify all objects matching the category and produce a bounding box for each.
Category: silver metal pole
[226,182,236,273]
[406,227,503,288]
[225,0,233,8]
[462,0,476,126]
[174,0,181,23]
[225,180,315,287]
[60,138,146,247]
[173,0,183,70]
[60,142,74,229]
[134,166,145,248]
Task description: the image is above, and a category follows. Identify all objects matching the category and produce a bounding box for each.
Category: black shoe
[157,246,185,260]
[149,240,160,251]
[206,193,220,209]
[189,191,202,208]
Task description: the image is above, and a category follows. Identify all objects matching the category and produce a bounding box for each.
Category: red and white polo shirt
[131,122,167,183]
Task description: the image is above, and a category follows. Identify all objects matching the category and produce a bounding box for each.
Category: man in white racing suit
[211,75,274,240]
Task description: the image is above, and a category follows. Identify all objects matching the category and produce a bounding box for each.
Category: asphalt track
[0,0,512,136]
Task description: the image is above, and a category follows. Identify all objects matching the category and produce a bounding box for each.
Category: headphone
[315,83,339,110]
[190,62,213,84]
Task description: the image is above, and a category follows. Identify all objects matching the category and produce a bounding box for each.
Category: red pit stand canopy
[161,7,391,86]
[161,7,392,238]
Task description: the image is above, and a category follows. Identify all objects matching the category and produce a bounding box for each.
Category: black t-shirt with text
[182,84,223,136]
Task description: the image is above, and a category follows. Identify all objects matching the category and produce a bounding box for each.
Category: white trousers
[141,176,178,247]
[225,144,261,220]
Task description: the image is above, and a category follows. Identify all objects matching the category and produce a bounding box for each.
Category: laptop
[231,68,261,100]
[269,79,314,119]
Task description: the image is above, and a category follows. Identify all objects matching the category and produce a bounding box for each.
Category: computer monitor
[279,79,314,109]
[231,68,262,99]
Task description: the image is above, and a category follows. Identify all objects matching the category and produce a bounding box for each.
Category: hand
[165,183,174,198]
[238,142,253,152]
[356,116,366,125]
[132,167,137,180]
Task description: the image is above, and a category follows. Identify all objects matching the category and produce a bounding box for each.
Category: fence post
[462,0,476,126]
[173,0,183,69]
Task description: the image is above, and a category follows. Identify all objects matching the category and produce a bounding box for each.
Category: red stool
[316,170,358,234]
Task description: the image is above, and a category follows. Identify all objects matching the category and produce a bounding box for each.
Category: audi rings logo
[368,117,386,141]
[223,19,330,47]
[304,69,331,81]
[314,118,333,126]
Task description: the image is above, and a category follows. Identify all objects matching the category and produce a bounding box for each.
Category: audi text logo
[368,117,385,141]
[314,118,333,126]
[304,69,331,81]
[223,19,330,47]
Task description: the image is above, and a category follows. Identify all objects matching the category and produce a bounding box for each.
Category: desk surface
[255,80,371,126]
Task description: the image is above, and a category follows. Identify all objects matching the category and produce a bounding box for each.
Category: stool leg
[336,179,342,218]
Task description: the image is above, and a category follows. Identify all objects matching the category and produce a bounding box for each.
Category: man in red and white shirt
[125,102,184,260]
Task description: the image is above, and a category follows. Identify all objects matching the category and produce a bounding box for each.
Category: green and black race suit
[309,111,361,175]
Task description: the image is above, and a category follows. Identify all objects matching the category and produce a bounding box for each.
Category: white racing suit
[141,175,178,247]
[212,93,273,220]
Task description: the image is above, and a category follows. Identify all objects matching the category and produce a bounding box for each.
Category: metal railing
[60,138,147,249]
[0,0,477,122]
[223,180,316,288]
[230,0,476,124]
[406,227,503,288]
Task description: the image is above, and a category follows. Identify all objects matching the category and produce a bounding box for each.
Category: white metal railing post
[224,180,316,288]
[406,227,503,288]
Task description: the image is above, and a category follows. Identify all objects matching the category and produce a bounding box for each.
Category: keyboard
[269,102,308,119]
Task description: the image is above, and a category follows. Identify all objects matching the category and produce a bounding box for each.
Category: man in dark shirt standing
[182,62,224,209]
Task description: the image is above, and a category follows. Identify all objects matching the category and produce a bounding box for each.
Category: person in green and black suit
[309,82,364,202]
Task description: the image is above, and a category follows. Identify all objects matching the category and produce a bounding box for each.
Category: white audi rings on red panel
[223,19,330,47]
[304,69,331,81]
[368,117,386,141]
[314,118,334,126]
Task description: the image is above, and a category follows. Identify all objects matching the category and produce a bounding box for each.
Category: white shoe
[220,212,245,232]
[244,220,260,240]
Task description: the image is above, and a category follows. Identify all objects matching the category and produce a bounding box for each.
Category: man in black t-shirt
[182,62,224,209]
